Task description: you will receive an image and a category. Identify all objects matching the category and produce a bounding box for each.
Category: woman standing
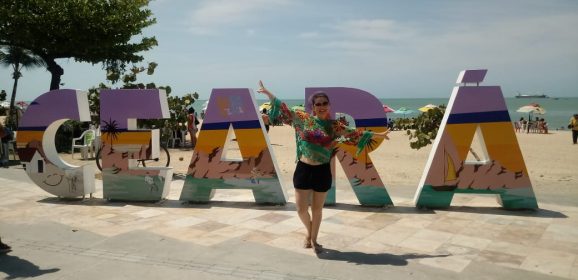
[187,107,199,148]
[257,81,389,253]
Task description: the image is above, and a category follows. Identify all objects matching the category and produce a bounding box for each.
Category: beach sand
[51,123,577,207]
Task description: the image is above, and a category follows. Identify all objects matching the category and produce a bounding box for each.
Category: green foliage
[392,118,415,131]
[407,106,446,150]
[0,0,157,90]
[0,46,45,129]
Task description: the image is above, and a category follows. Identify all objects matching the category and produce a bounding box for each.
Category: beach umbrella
[259,102,271,112]
[382,104,395,113]
[16,101,29,109]
[517,104,546,122]
[418,104,438,112]
[393,107,415,116]
[516,104,546,115]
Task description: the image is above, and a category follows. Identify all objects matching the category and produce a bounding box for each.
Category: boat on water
[515,92,549,98]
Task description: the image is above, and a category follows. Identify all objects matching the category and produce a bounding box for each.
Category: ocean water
[242,97,577,132]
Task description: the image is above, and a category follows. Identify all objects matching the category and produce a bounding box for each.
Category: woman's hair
[188,107,195,114]
[309,91,330,106]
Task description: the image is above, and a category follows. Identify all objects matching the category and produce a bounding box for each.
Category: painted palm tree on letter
[102,118,120,154]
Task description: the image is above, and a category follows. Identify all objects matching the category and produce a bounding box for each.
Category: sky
[1,0,578,102]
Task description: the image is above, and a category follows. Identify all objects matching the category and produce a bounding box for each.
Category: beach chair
[166,129,182,148]
[71,129,95,159]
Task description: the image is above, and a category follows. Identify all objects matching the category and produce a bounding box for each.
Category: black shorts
[293,161,332,192]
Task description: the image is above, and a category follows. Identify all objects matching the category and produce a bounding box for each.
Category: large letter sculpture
[100,89,173,201]
[180,89,287,204]
[16,89,95,198]
[305,88,393,206]
[414,70,538,209]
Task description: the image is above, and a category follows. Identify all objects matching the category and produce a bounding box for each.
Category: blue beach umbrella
[393,107,415,117]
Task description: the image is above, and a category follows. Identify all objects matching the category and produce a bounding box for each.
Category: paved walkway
[1,164,577,279]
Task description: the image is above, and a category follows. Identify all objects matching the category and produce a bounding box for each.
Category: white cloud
[303,11,578,64]
[319,41,384,52]
[149,0,173,7]
[412,12,578,66]
[331,19,412,41]
[187,0,290,35]
[303,18,418,52]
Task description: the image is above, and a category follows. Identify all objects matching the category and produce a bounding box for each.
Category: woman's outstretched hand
[257,80,273,98]
[373,128,390,140]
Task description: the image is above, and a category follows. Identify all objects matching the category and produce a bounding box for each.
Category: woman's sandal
[312,242,323,254]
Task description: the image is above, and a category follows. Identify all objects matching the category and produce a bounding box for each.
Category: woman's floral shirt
[268,97,373,164]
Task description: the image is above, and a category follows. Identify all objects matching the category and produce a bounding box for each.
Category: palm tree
[0,46,46,129]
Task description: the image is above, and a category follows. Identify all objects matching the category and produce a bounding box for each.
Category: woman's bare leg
[294,189,313,247]
[310,190,328,251]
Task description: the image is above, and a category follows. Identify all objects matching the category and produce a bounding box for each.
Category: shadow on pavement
[316,248,449,265]
[0,254,60,279]
[37,197,564,218]
[37,197,296,212]
[434,206,566,218]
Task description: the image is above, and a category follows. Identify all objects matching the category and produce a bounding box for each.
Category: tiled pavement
[1,165,578,279]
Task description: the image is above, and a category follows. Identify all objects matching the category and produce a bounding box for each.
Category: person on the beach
[187,107,199,148]
[569,113,578,144]
[257,80,390,254]
[539,118,548,134]
[0,123,14,167]
[261,108,271,133]
[516,117,525,133]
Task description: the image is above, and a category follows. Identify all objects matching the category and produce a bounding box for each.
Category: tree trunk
[8,64,20,129]
[46,59,64,90]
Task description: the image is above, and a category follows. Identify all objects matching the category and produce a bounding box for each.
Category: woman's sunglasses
[314,101,329,107]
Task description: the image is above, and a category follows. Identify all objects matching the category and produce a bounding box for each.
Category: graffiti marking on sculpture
[16,89,95,198]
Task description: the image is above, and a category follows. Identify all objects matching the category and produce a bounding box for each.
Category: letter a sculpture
[414,70,538,209]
